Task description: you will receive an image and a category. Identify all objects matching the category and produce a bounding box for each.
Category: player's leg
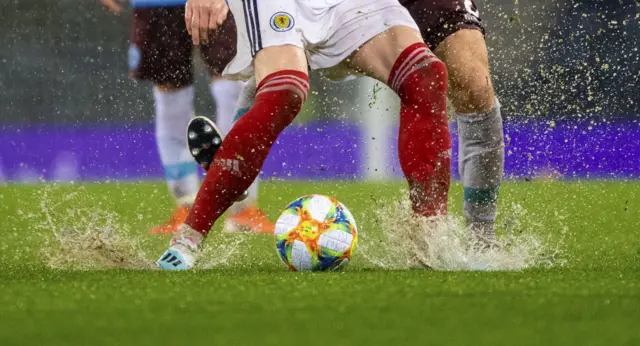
[153,83,198,206]
[159,47,309,270]
[435,29,503,244]
[209,77,273,233]
[399,0,504,243]
[215,79,274,233]
[201,16,274,233]
[157,0,309,269]
[209,77,244,137]
[349,26,451,218]
[404,0,503,243]
[184,46,308,234]
[129,6,200,234]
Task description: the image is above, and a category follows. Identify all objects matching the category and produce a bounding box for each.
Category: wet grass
[0,180,639,345]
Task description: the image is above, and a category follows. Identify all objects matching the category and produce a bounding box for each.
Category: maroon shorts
[399,0,485,51]
[129,6,237,87]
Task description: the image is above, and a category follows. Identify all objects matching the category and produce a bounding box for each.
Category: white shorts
[223,0,418,80]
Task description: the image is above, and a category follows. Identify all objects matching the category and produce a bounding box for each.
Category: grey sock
[456,98,505,242]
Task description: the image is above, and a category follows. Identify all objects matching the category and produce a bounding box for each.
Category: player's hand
[99,0,127,14]
[185,0,229,45]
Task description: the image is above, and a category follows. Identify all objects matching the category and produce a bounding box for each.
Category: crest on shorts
[270,12,295,32]
[128,44,141,70]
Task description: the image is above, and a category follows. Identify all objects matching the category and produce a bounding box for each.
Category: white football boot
[157,224,204,270]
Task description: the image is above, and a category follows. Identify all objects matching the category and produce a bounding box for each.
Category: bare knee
[253,45,308,84]
[449,62,494,113]
[349,25,424,83]
[435,30,495,113]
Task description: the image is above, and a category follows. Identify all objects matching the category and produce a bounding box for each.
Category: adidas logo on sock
[213,158,242,176]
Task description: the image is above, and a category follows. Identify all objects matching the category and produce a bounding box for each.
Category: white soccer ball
[274,194,358,271]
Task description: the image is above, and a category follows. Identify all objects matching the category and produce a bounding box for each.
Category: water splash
[358,194,565,271]
[29,184,565,271]
[197,232,248,269]
[37,187,156,270]
[34,185,246,270]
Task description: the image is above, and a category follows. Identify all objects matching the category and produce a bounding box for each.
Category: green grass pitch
[0,180,639,345]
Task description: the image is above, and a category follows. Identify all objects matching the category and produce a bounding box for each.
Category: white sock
[210,79,245,134]
[210,79,260,205]
[154,86,199,206]
[232,76,257,125]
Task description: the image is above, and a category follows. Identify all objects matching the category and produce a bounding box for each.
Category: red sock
[388,43,451,217]
[185,70,309,235]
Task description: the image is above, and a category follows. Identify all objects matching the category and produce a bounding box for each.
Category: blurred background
[0,0,638,182]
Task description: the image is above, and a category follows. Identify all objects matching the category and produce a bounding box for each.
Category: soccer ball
[274,194,358,271]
